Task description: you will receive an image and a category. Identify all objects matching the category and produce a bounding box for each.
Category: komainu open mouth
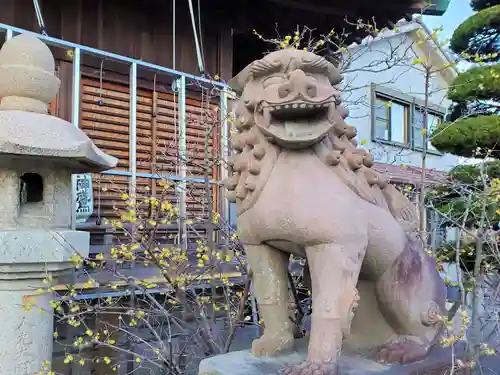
[255,101,335,148]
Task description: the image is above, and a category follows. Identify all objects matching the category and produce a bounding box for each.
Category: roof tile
[373,162,447,186]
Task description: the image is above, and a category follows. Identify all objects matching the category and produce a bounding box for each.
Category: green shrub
[430,115,500,158]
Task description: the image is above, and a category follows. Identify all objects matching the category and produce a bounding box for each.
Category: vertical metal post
[177,76,187,251]
[5,29,13,41]
[219,88,230,224]
[71,48,81,127]
[70,47,81,230]
[129,62,137,197]
[176,75,188,370]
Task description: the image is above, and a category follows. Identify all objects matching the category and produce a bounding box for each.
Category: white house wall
[341,32,460,172]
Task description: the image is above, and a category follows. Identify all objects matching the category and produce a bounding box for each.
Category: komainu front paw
[378,336,429,364]
[251,331,294,357]
[280,360,340,375]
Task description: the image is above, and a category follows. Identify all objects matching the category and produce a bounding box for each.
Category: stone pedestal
[0,230,89,375]
[198,338,467,375]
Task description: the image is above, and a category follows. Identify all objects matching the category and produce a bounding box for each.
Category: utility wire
[32,0,48,36]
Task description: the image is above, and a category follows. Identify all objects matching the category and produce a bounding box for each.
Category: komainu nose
[287,69,318,99]
[305,84,317,98]
[278,83,292,98]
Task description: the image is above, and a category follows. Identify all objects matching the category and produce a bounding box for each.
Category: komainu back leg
[282,239,366,375]
[375,235,447,364]
[245,243,295,356]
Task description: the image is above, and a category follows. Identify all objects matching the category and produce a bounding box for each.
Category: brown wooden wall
[0,0,234,80]
[77,75,220,226]
[48,66,221,246]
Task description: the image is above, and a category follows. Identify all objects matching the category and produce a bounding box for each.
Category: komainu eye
[262,75,286,88]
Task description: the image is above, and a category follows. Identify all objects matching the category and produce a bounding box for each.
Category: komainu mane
[225,49,447,375]
[227,50,419,233]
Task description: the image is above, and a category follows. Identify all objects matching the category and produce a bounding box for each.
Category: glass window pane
[414,109,424,128]
[413,127,423,148]
[375,119,389,140]
[390,103,406,144]
[375,99,389,120]
[413,110,424,148]
[427,114,441,151]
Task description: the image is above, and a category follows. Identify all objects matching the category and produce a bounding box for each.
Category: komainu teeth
[268,102,331,112]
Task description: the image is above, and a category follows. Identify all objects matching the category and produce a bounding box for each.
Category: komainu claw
[251,331,294,357]
[377,336,429,365]
[280,360,340,375]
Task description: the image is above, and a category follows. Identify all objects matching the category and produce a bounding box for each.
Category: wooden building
[0,0,449,249]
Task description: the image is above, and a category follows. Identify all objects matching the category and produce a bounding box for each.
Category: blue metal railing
[0,23,232,224]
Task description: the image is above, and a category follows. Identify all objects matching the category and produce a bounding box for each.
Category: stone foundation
[198,338,470,375]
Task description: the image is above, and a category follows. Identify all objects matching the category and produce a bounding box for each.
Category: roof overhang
[216,0,450,45]
[421,0,452,16]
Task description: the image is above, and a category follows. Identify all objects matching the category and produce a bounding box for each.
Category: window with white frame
[413,107,443,151]
[374,96,409,145]
[371,85,445,153]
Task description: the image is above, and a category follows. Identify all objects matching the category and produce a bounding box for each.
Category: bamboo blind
[79,77,220,224]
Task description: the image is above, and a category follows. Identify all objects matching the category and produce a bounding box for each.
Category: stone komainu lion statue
[224,49,447,375]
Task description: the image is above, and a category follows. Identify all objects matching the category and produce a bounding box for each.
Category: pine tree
[430,0,500,158]
[429,1,500,272]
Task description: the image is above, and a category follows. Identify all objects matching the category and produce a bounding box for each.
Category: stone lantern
[0,33,117,374]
